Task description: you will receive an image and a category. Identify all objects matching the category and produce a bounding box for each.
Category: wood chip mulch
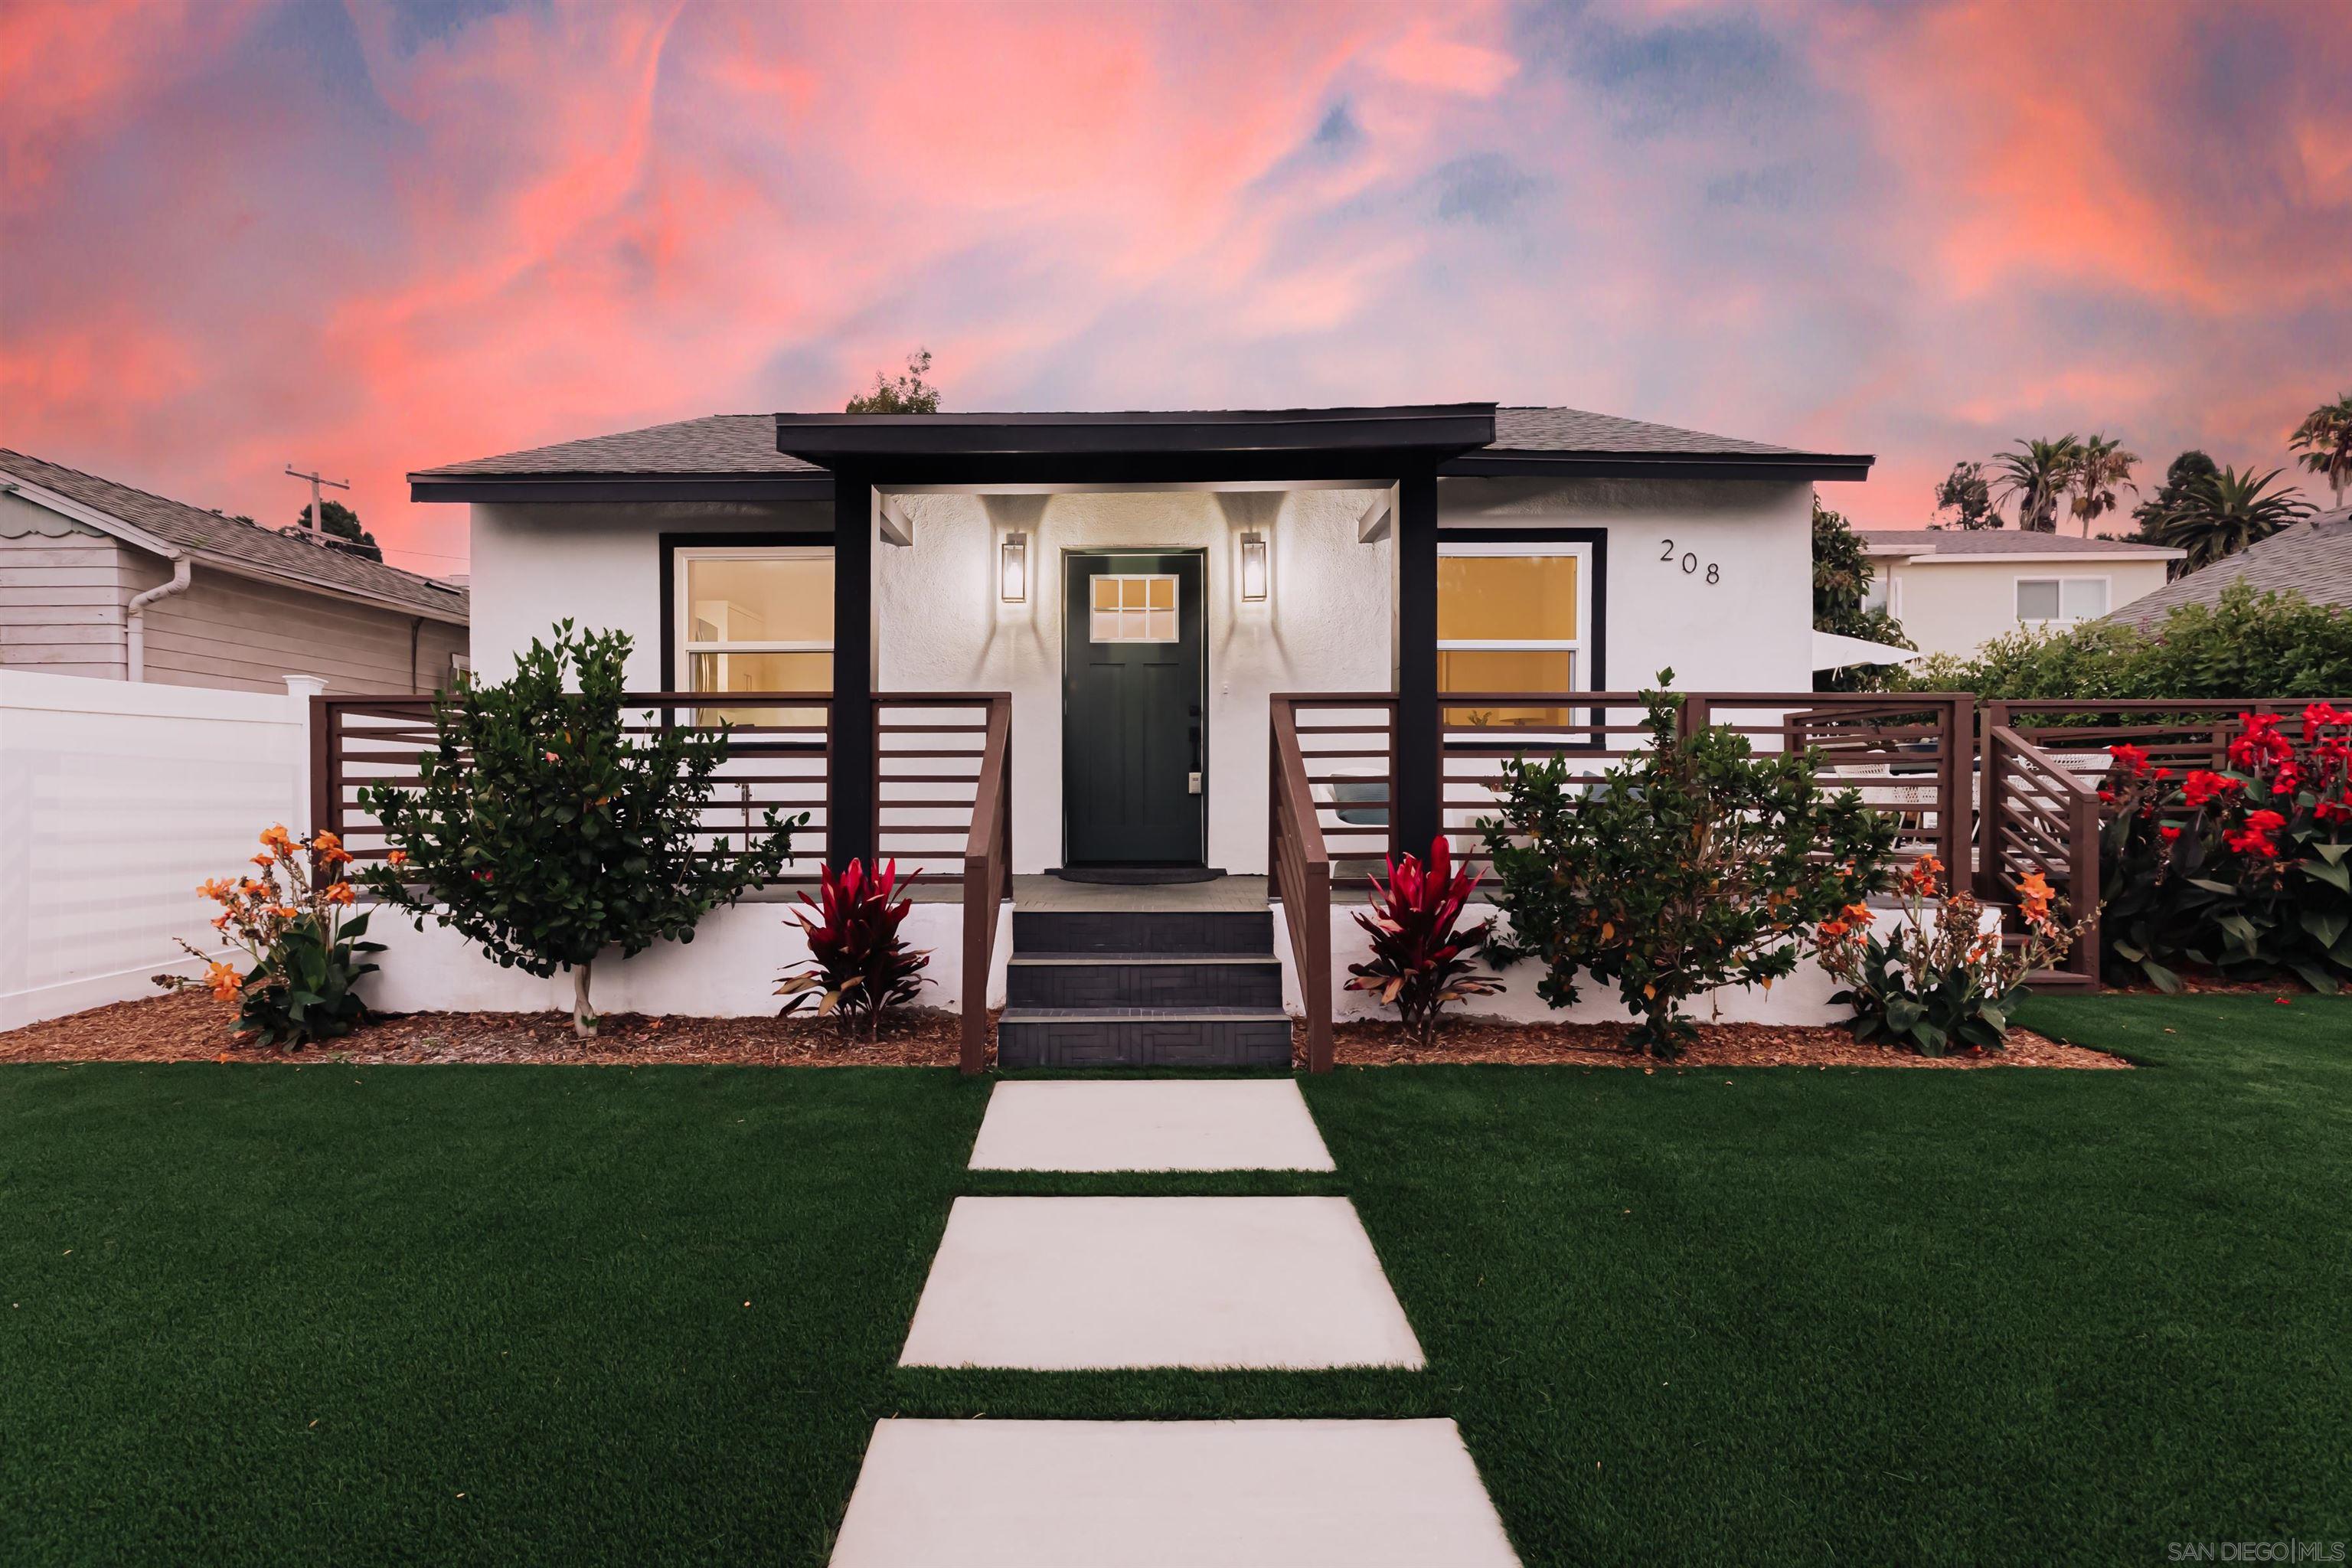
[3,994,2132,1071]
[1312,1017,2131,1070]
[0,991,963,1067]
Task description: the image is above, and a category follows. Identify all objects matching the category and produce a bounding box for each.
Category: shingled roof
[1863,529,2179,558]
[410,405,1869,498]
[0,448,468,622]
[2105,508,2352,629]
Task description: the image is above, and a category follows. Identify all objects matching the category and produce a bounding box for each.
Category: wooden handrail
[1982,723,2102,987]
[959,694,1012,1075]
[1270,697,1335,1073]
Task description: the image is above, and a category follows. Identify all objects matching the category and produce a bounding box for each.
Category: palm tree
[2289,392,2352,508]
[2146,465,2314,573]
[2064,433,2139,535]
[1990,435,2079,531]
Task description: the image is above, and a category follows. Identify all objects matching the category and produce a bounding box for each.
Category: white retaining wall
[359,900,1009,1018]
[0,669,324,1028]
[1279,901,1954,1028]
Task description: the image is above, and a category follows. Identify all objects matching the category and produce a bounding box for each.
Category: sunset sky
[4,0,2347,576]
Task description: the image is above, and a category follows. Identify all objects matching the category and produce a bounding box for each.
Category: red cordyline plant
[2099,703,2352,991]
[1345,835,1503,1045]
[776,858,932,1040]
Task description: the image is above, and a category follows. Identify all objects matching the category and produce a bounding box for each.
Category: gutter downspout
[126,554,192,682]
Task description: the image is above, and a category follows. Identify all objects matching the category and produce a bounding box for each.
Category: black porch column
[830,467,876,870]
[1393,469,1439,858]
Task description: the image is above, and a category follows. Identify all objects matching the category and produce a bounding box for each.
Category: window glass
[686,554,833,645]
[2060,579,2109,619]
[1090,574,1179,642]
[1436,553,1579,642]
[2016,579,2060,621]
[1441,649,1577,730]
[1861,572,1890,615]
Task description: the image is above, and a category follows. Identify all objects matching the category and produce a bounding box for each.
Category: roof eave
[1440,450,1875,482]
[410,472,835,505]
[772,403,1498,465]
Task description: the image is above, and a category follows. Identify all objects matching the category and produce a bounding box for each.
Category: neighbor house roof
[410,405,1872,501]
[0,448,468,622]
[2104,508,2352,629]
[1863,529,2182,564]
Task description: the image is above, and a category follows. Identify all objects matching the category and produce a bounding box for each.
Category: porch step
[1007,952,1283,1010]
[996,1007,1295,1069]
[1012,908,1274,956]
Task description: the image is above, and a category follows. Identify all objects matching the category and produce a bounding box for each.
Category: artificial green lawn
[4,996,2345,1564]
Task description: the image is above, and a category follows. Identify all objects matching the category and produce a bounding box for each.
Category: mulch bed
[4,991,2134,1070]
[1315,1017,2130,1070]
[0,991,963,1067]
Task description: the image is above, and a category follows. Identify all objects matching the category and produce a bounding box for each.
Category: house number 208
[1659,539,1721,585]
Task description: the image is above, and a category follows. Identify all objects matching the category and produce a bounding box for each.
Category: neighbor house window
[1437,539,1592,730]
[1862,569,1894,616]
[2016,577,2109,625]
[675,546,833,727]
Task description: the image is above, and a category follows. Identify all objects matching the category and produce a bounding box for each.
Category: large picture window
[673,545,833,725]
[1438,538,1592,731]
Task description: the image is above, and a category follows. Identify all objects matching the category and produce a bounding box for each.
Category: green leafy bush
[359,622,801,1036]
[2099,709,2352,992]
[172,825,382,1047]
[776,858,930,1040]
[1901,581,2352,702]
[1343,835,1502,1044]
[1816,858,2085,1055]
[1481,676,1896,1056]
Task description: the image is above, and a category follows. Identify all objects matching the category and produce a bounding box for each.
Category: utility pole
[284,463,350,540]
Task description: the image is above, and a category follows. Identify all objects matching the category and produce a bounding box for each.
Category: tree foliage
[1932,461,1998,529]
[1481,675,1895,1057]
[2064,433,2138,537]
[1811,498,1913,691]
[2289,391,2352,508]
[1991,434,2081,532]
[2143,465,2311,572]
[1899,581,2352,701]
[844,348,940,413]
[293,498,382,562]
[358,622,801,1035]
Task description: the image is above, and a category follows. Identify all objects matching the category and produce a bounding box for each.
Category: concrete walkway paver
[829,1418,1521,1568]
[899,1195,1423,1370]
[967,1080,1335,1171]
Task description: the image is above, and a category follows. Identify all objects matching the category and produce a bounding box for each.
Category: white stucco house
[1860,528,2181,660]
[325,403,1948,1067]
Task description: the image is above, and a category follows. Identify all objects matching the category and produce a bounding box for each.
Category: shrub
[171,825,383,1047]
[1816,858,2087,1055]
[776,858,931,1040]
[360,622,800,1037]
[2100,706,2352,991]
[1343,835,1502,1044]
[1900,580,2352,702]
[1481,675,1896,1057]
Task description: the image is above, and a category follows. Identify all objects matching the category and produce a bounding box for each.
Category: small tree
[358,622,800,1036]
[1812,499,1913,692]
[1932,461,1998,529]
[845,348,940,413]
[293,498,383,562]
[1481,675,1896,1056]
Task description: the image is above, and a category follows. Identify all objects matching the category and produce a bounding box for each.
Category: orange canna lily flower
[259,825,294,854]
[198,878,234,903]
[204,961,242,1001]
[268,904,299,920]
[251,853,276,869]
[386,848,410,867]
[322,882,355,906]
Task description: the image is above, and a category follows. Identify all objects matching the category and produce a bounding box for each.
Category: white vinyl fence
[0,669,323,1028]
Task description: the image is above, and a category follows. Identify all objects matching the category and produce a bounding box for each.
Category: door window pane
[2016,579,2060,621]
[1090,575,1179,642]
[1437,553,1579,642]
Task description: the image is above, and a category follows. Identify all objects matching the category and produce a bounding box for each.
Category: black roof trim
[1442,449,1874,482]
[410,473,835,505]
[773,403,1497,463]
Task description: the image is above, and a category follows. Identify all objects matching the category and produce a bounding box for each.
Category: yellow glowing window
[1089,573,1179,642]
[674,546,833,727]
[1438,541,1590,731]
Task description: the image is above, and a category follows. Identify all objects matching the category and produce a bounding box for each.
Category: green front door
[1063,550,1207,866]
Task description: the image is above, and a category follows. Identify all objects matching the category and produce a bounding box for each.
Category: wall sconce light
[999,531,1028,603]
[1240,531,1269,602]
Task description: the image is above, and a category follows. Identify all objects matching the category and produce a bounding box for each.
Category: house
[2103,507,2352,629]
[0,449,468,693]
[331,403,1917,1063]
[1860,529,2180,659]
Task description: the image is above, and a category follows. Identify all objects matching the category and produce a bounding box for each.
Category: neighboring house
[408,404,1870,878]
[0,449,468,693]
[2104,507,2352,629]
[1860,529,2182,660]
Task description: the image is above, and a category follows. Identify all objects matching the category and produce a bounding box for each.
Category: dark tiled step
[1013,908,1274,956]
[996,1006,1294,1069]
[1006,952,1283,1009]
